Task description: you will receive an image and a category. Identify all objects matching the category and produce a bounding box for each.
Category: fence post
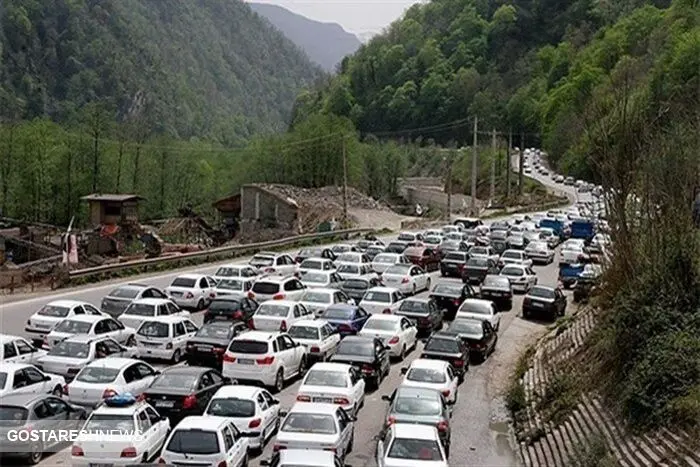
[9,275,14,294]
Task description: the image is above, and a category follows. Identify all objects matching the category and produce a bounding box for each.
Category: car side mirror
[260,460,271,466]
[222,377,234,385]
[43,375,51,381]
[400,367,408,375]
[279,410,288,417]
[270,398,280,405]
[154,370,162,376]
[384,345,391,350]
[446,400,455,406]
[381,395,391,402]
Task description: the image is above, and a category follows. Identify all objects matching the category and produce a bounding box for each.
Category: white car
[117,298,190,331]
[445,232,463,242]
[358,314,418,359]
[498,249,533,268]
[260,450,342,467]
[372,253,410,274]
[36,335,137,381]
[273,402,355,460]
[205,385,281,451]
[591,233,611,247]
[399,359,459,404]
[335,252,371,266]
[0,334,46,364]
[252,300,314,332]
[71,395,170,466]
[249,275,307,302]
[43,315,136,350]
[66,358,158,407]
[214,277,256,298]
[212,264,260,283]
[499,264,538,293]
[100,283,171,318]
[300,271,344,289]
[25,300,105,345]
[468,246,499,263]
[359,286,406,315]
[165,274,217,310]
[331,244,355,255]
[297,258,337,275]
[0,363,65,397]
[423,229,443,238]
[524,241,555,264]
[222,331,307,393]
[288,320,341,362]
[560,243,588,265]
[376,423,448,467]
[456,298,501,331]
[423,235,442,246]
[336,263,375,279]
[380,264,431,295]
[159,415,251,467]
[397,232,423,242]
[249,252,297,275]
[135,316,198,362]
[296,362,365,417]
[299,288,354,317]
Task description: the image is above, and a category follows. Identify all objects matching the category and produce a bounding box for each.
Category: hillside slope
[248,2,361,72]
[0,0,322,144]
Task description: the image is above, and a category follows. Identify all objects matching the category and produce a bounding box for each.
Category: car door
[143,405,169,453]
[128,362,157,394]
[196,372,216,412]
[483,321,496,351]
[24,366,53,394]
[490,304,501,329]
[183,319,198,337]
[197,277,210,302]
[14,338,40,364]
[103,338,129,357]
[445,365,458,398]
[353,307,370,329]
[224,423,247,466]
[526,267,537,287]
[335,408,352,456]
[260,390,281,433]
[172,321,189,350]
[399,318,417,349]
[105,318,129,342]
[348,367,365,404]
[166,301,184,317]
[376,427,393,467]
[255,391,275,435]
[323,323,341,354]
[282,255,297,275]
[374,339,390,374]
[276,336,295,375]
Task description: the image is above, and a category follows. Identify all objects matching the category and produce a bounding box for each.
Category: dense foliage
[0,0,322,144]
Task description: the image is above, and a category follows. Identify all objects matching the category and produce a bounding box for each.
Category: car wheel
[399,344,406,360]
[52,385,63,397]
[273,369,284,393]
[297,357,307,378]
[126,335,136,347]
[26,442,43,465]
[197,298,205,310]
[412,284,417,295]
[171,349,181,363]
[425,278,431,291]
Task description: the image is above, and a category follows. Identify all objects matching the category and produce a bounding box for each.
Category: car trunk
[167,286,192,299]
[361,302,392,314]
[395,310,430,327]
[298,385,347,404]
[342,287,368,302]
[39,357,85,380]
[100,298,130,317]
[67,382,110,406]
[143,388,190,414]
[30,316,61,332]
[186,337,228,361]
[525,297,555,311]
[463,266,487,280]
[420,350,465,370]
[480,287,511,300]
[79,435,134,459]
[252,316,285,332]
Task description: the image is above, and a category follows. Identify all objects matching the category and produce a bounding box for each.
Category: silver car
[100,283,170,318]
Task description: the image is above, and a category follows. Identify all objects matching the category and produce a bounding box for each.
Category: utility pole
[506,128,512,199]
[446,154,452,221]
[470,116,478,215]
[342,136,348,227]
[490,128,496,203]
[518,131,525,198]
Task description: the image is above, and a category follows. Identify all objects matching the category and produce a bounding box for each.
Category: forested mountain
[248,2,361,72]
[0,0,322,144]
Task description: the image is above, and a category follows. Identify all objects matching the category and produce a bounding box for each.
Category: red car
[403,246,440,271]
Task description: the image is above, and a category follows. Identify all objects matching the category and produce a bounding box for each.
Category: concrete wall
[240,185,298,233]
[403,186,484,213]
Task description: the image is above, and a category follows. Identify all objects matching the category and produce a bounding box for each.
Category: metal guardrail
[68,228,372,279]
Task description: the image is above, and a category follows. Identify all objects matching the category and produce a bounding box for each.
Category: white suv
[222,331,307,393]
[248,275,307,302]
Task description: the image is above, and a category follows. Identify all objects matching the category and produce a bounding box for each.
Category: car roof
[428,332,460,342]
[392,422,440,440]
[289,401,340,415]
[307,362,352,373]
[303,287,338,294]
[367,314,401,322]
[94,399,152,415]
[254,251,279,257]
[175,273,208,280]
[529,285,555,293]
[301,258,333,263]
[402,297,430,304]
[374,252,400,258]
[172,415,230,431]
[212,384,263,399]
[278,450,336,465]
[215,264,248,269]
[113,284,148,290]
[410,358,449,370]
[0,363,38,372]
[501,264,526,270]
[365,286,399,293]
[130,298,172,305]
[290,319,327,328]
[140,315,189,324]
[85,358,142,369]
[463,298,494,307]
[232,331,279,342]
[395,385,443,399]
[44,299,89,308]
[261,300,296,307]
[61,314,106,323]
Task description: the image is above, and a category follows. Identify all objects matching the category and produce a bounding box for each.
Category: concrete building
[80,194,144,228]
[239,184,299,234]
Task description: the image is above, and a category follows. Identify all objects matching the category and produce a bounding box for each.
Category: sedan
[399,359,459,404]
[479,275,513,311]
[295,247,336,263]
[142,366,231,424]
[25,300,105,346]
[456,299,501,331]
[461,257,499,285]
[330,336,390,388]
[99,283,169,318]
[376,423,448,466]
[44,315,136,350]
[524,241,555,264]
[429,283,479,320]
[394,298,444,335]
[288,320,341,363]
[251,301,314,332]
[372,253,410,274]
[319,304,371,337]
[212,264,260,283]
[339,276,381,303]
[299,288,354,317]
[296,362,365,416]
[498,249,533,269]
[300,271,344,289]
[380,264,431,295]
[420,332,469,381]
[439,251,469,278]
[358,315,418,360]
[185,321,249,368]
[0,334,46,365]
[117,298,190,331]
[446,318,498,361]
[499,264,538,293]
[0,363,65,398]
[213,277,256,299]
[523,286,567,321]
[203,296,259,324]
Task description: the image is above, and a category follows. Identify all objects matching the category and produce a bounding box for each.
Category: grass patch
[569,434,618,467]
[536,368,582,426]
[506,345,535,416]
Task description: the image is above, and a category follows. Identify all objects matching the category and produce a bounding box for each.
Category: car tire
[412,284,417,295]
[273,369,284,393]
[26,442,43,465]
[399,344,406,361]
[297,357,307,378]
[52,385,63,397]
[171,349,181,363]
[197,298,205,310]
[425,278,431,291]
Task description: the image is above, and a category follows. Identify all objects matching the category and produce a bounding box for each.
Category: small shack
[80,194,144,228]
[213,194,241,239]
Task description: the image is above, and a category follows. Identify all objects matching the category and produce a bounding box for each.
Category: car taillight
[120,447,138,458]
[265,268,276,273]
[213,346,226,354]
[309,346,320,353]
[232,311,243,319]
[273,293,285,300]
[102,388,118,399]
[185,292,194,299]
[249,418,262,428]
[383,308,392,314]
[338,323,353,332]
[223,354,235,362]
[442,389,451,398]
[217,462,227,467]
[437,420,449,432]
[297,395,311,402]
[361,364,374,373]
[280,320,287,331]
[209,292,216,298]
[401,277,409,283]
[63,384,69,395]
[452,299,461,306]
[71,445,84,457]
[273,444,287,452]
[248,291,255,299]
[257,356,275,365]
[166,342,173,350]
[387,416,397,425]
[182,394,197,409]
[248,319,255,329]
[333,397,350,405]
[388,336,400,344]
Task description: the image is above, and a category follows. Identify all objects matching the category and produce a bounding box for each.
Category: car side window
[336,409,349,431]
[122,366,137,383]
[73,306,85,315]
[208,371,224,385]
[16,338,35,353]
[24,367,44,384]
[350,368,362,385]
[174,322,186,337]
[106,319,123,331]
[357,307,368,318]
[3,343,17,359]
[166,302,181,314]
[45,397,70,415]
[199,373,214,389]
[156,305,168,316]
[32,401,51,419]
[137,410,151,432]
[282,335,296,349]
[145,406,161,424]
[446,366,455,381]
[274,337,286,353]
[256,393,268,410]
[103,339,123,354]
[222,426,234,451]
[94,320,109,334]
[199,278,208,289]
[84,304,103,315]
[184,320,198,333]
[135,363,155,379]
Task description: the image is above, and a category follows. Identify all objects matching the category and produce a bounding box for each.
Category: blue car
[320,304,371,336]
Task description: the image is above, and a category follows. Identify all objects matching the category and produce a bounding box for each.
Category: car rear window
[501,266,524,276]
[529,287,555,299]
[281,413,337,434]
[398,300,429,313]
[289,326,320,340]
[54,320,92,334]
[108,287,141,299]
[388,438,444,461]
[123,303,156,317]
[252,282,280,294]
[444,252,467,261]
[214,267,241,277]
[322,307,355,319]
[0,406,28,426]
[362,291,390,302]
[424,337,459,353]
[406,368,446,383]
[300,259,323,269]
[336,340,374,357]
[336,253,359,263]
[48,341,90,358]
[151,372,198,390]
[338,264,360,274]
[228,340,269,354]
[208,299,242,312]
[217,279,244,291]
[171,277,196,288]
[467,258,487,267]
[301,291,332,303]
[76,367,119,383]
[250,255,274,267]
[397,233,415,241]
[166,429,220,455]
[138,321,170,338]
[483,276,509,287]
[196,325,233,339]
[342,279,368,289]
[393,396,441,416]
[37,305,70,317]
[206,398,256,417]
[431,284,462,295]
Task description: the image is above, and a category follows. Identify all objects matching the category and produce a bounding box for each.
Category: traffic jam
[0,151,610,467]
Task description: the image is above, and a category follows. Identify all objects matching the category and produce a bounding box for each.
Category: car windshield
[406,368,447,383]
[388,438,444,461]
[301,291,332,304]
[461,302,491,315]
[37,305,70,317]
[0,406,28,427]
[123,303,156,317]
[228,340,269,354]
[252,282,280,294]
[336,253,359,263]
[84,414,134,432]
[281,413,337,434]
[342,279,368,289]
[217,279,244,291]
[338,264,359,274]
[444,252,466,261]
[250,255,274,267]
[206,397,256,417]
[215,267,241,277]
[425,338,459,353]
[502,251,521,259]
[302,272,328,283]
[48,341,90,358]
[76,367,119,383]
[107,286,141,299]
[450,320,484,335]
[483,276,509,287]
[288,326,320,340]
[166,429,220,455]
[529,287,555,299]
[257,304,290,317]
[362,291,390,303]
[300,260,323,270]
[304,370,348,388]
[385,265,412,275]
[323,307,355,319]
[363,319,397,331]
[337,340,374,357]
[431,284,462,295]
[151,372,198,390]
[195,325,232,339]
[398,300,429,313]
[54,320,92,334]
[501,267,524,276]
[208,300,242,312]
[137,321,170,338]
[171,277,197,288]
[374,255,397,263]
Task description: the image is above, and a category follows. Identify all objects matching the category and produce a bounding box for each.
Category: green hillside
[0,0,322,144]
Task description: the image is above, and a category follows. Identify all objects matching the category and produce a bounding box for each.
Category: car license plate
[155,400,175,408]
[238,358,254,365]
[197,345,213,351]
[90,464,113,467]
[313,397,333,403]
[532,302,544,308]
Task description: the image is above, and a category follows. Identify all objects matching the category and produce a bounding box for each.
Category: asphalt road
[3,162,591,467]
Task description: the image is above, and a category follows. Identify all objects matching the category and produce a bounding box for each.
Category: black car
[491,239,508,255]
[385,241,409,254]
[295,247,336,263]
[479,275,513,310]
[429,282,479,320]
[421,332,469,381]
[490,221,510,233]
[395,297,443,335]
[330,336,390,388]
[522,286,567,320]
[185,321,249,368]
[446,318,498,362]
[365,245,385,261]
[462,257,499,284]
[573,277,598,303]
[440,251,469,278]
[339,276,381,303]
[436,240,466,259]
[203,297,259,324]
[143,366,232,424]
